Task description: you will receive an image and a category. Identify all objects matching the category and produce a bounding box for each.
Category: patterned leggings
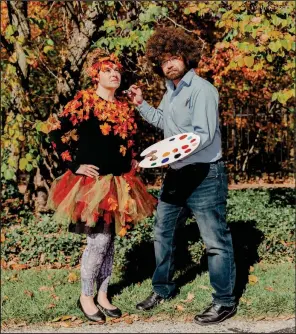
[80,227,114,296]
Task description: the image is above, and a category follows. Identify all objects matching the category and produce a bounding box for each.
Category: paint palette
[139,132,200,168]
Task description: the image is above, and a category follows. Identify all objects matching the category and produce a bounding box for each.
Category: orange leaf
[175,304,185,311]
[100,122,111,135]
[118,227,127,237]
[124,318,134,324]
[11,263,28,270]
[264,286,274,291]
[1,233,5,242]
[107,197,118,211]
[61,150,72,162]
[68,272,78,283]
[120,145,127,156]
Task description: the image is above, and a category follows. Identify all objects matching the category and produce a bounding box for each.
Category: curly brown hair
[146,27,202,77]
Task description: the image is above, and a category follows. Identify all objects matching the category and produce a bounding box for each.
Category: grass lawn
[1,262,295,325]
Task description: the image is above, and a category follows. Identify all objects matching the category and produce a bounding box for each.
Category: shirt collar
[165,69,195,90]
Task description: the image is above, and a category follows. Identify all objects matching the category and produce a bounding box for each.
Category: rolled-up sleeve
[190,86,219,153]
[137,98,165,130]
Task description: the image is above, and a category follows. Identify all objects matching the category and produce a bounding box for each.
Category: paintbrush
[122,83,146,94]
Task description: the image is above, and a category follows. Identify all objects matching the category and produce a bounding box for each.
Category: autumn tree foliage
[1,1,295,212]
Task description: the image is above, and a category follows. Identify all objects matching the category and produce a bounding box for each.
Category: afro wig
[146,27,202,77]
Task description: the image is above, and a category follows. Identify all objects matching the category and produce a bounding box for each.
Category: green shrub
[1,188,294,277]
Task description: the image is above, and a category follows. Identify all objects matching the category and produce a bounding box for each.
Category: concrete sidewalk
[2,318,295,333]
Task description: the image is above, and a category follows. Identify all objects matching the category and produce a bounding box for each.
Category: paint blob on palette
[139,132,200,168]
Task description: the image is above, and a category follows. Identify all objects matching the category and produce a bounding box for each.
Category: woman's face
[98,63,121,89]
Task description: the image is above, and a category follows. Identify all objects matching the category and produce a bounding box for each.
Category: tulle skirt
[47,170,157,235]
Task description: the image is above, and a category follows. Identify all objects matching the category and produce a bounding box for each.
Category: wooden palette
[139,132,200,168]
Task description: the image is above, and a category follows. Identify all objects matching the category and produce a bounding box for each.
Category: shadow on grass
[109,220,264,304]
[267,188,295,207]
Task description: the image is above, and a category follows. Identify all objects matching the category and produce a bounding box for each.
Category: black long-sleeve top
[48,89,136,176]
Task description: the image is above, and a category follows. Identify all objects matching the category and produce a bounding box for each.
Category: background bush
[1,188,294,278]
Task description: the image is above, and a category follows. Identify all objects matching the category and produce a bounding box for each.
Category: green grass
[1,262,295,324]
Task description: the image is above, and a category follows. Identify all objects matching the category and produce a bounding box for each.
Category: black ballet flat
[77,299,106,322]
[94,294,122,318]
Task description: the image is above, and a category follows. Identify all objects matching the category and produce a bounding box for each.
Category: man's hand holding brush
[124,83,145,106]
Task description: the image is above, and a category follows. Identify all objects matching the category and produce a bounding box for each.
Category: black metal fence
[139,108,294,184]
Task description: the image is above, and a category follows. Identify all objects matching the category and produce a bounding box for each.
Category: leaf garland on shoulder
[60,89,137,156]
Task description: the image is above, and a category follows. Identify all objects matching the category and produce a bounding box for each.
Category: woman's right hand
[75,164,100,178]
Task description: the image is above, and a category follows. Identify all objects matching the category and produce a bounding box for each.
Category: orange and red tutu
[47,170,157,235]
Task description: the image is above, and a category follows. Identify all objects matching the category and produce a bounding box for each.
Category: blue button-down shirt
[137,69,222,169]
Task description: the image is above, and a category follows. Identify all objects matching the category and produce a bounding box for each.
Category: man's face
[160,54,186,80]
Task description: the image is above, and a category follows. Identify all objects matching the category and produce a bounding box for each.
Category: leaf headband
[87,53,123,80]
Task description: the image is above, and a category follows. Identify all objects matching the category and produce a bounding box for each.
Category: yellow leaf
[19,158,28,171]
[68,272,78,283]
[61,315,73,321]
[248,274,258,285]
[18,135,25,141]
[8,52,17,63]
[43,45,54,54]
[249,266,254,272]
[244,56,254,68]
[237,56,245,67]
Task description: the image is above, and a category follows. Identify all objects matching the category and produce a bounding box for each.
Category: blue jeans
[152,161,236,306]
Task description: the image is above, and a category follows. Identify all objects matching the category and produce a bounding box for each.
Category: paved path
[2,318,295,333]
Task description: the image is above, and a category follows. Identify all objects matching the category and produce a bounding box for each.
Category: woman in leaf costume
[46,51,156,322]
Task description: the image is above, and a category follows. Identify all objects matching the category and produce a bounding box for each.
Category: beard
[165,67,186,80]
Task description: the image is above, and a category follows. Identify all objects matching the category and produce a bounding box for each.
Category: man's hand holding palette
[139,132,200,168]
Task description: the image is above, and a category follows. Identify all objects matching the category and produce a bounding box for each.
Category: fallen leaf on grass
[51,316,62,322]
[130,314,139,321]
[249,266,254,272]
[197,285,210,290]
[7,274,19,282]
[60,321,71,328]
[51,293,60,301]
[1,259,7,269]
[24,290,34,298]
[61,315,72,321]
[15,322,26,327]
[240,297,252,305]
[248,275,258,285]
[264,286,274,291]
[67,272,78,283]
[47,303,56,309]
[11,264,28,270]
[1,233,5,242]
[124,317,134,324]
[175,304,185,311]
[180,292,195,303]
[110,318,122,323]
[39,286,54,292]
[254,316,265,321]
